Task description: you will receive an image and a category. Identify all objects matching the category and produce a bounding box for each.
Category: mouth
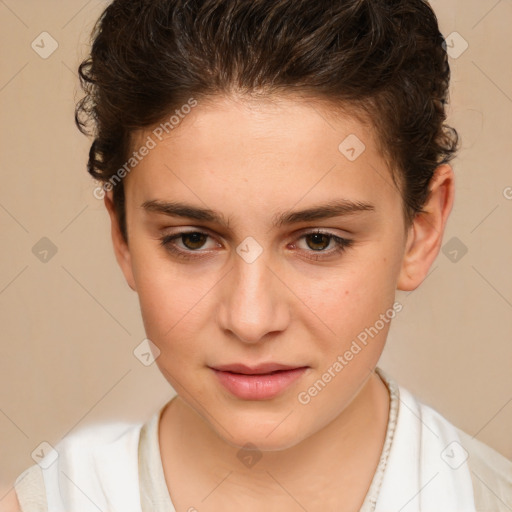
[209,364,309,400]
[209,362,308,375]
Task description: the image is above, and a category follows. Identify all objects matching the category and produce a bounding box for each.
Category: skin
[2,95,454,512]
[94,94,454,512]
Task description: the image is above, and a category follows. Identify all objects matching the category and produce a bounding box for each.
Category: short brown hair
[76,0,458,243]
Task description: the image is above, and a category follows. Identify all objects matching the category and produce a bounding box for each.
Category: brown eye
[159,230,216,260]
[294,230,354,261]
[180,232,208,250]
[305,232,331,251]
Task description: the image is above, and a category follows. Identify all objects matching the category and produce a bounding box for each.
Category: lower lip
[211,367,308,400]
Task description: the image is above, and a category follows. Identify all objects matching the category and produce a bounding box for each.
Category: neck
[159,371,390,509]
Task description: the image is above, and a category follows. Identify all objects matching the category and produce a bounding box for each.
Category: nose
[217,250,290,344]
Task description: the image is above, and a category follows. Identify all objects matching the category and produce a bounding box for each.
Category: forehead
[125,95,399,220]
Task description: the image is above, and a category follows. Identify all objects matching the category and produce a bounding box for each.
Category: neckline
[138,367,400,512]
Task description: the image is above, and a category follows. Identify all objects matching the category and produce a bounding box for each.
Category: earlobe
[104,189,137,292]
[397,164,455,291]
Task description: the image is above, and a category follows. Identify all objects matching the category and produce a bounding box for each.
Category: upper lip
[210,363,307,375]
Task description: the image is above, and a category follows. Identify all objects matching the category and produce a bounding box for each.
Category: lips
[210,362,307,375]
[210,364,309,400]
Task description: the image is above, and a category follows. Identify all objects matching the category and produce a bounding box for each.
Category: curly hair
[76,0,458,244]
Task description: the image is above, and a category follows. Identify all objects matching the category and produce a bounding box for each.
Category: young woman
[9,0,512,511]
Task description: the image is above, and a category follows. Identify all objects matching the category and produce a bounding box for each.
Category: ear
[104,189,137,292]
[397,164,455,291]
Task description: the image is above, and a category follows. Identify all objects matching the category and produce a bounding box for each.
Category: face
[106,95,440,451]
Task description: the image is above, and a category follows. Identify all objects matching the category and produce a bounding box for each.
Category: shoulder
[57,419,143,457]
[12,419,143,512]
[11,464,45,512]
[456,427,512,511]
[385,373,511,511]
[0,486,23,512]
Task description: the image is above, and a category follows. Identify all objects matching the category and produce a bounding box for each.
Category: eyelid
[158,227,354,261]
[159,225,352,242]
[162,228,221,249]
[293,226,353,239]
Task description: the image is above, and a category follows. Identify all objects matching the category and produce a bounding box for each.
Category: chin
[213,414,309,453]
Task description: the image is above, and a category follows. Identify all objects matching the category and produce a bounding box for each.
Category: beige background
[1,0,511,490]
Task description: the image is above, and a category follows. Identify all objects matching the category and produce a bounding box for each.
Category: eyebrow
[141,199,375,229]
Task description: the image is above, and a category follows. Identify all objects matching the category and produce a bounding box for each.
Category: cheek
[138,278,197,343]
[136,273,206,379]
[131,250,221,376]
[130,247,197,341]
[297,253,399,334]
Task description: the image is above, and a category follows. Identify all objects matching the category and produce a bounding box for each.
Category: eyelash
[158,230,354,261]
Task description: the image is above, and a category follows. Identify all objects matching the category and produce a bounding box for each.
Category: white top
[14,368,512,511]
